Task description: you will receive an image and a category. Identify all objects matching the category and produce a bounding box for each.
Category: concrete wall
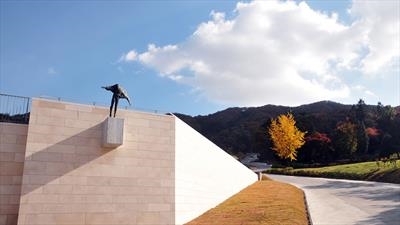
[17,99,175,225]
[174,117,257,224]
[1,98,257,225]
[0,123,28,225]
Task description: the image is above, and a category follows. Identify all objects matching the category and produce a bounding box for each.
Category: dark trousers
[110,94,119,117]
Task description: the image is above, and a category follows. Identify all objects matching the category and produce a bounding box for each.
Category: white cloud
[364,90,377,97]
[349,0,400,74]
[351,84,379,103]
[120,50,138,62]
[126,0,399,106]
[47,67,57,75]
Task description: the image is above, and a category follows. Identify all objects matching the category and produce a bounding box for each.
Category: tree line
[269,99,400,165]
[176,100,400,165]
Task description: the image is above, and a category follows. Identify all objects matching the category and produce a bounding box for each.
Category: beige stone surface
[102,117,124,148]
[17,99,175,225]
[3,98,256,225]
[0,123,28,225]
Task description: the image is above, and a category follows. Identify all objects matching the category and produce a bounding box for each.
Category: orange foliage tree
[268,113,306,161]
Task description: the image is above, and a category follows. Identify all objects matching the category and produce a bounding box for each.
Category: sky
[1,0,399,116]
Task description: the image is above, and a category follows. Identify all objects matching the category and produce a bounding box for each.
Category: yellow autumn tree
[268,113,306,161]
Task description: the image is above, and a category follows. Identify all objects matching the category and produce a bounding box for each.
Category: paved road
[268,174,400,225]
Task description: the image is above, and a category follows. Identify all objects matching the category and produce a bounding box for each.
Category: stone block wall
[17,99,175,225]
[0,123,28,225]
[1,98,257,225]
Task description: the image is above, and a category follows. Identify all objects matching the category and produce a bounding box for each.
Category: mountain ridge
[174,100,399,161]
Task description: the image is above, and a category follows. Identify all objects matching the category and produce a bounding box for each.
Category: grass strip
[185,179,309,225]
[267,160,400,184]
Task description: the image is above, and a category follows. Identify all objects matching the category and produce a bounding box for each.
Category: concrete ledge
[102,117,124,148]
[303,190,313,225]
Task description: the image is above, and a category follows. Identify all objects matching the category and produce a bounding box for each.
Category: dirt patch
[185,179,309,225]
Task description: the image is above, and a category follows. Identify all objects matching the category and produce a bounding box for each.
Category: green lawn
[267,160,400,184]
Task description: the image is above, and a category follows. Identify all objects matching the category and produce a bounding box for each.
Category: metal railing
[0,93,174,124]
[37,95,172,116]
[0,93,31,124]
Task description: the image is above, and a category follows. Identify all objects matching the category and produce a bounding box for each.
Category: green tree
[355,99,369,154]
[334,121,358,159]
[298,132,333,164]
[356,99,366,122]
[377,102,395,122]
[376,102,399,158]
[268,113,306,161]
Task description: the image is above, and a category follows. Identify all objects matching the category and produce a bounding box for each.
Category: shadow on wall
[21,122,113,195]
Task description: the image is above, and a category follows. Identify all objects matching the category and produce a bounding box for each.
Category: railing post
[25,98,30,123]
[0,93,31,124]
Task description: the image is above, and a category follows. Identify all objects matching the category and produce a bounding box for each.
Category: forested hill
[175,101,400,162]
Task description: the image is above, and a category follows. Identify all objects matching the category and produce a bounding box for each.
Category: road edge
[302,190,313,225]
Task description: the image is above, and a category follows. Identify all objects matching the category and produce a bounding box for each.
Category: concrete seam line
[303,190,313,225]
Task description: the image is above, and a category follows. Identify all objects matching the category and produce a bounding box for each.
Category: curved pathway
[268,174,400,225]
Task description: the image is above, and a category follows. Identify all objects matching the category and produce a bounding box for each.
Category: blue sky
[1,0,399,116]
